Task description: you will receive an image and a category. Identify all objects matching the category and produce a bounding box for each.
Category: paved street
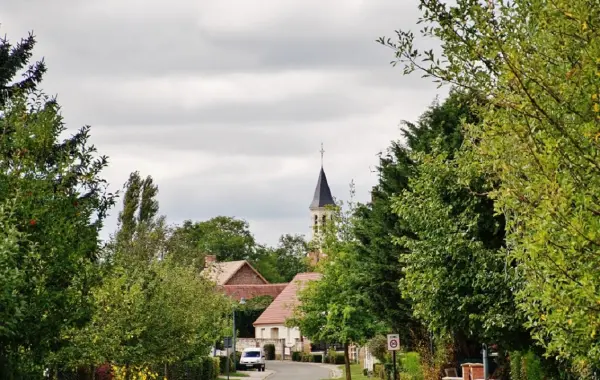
[265,360,337,380]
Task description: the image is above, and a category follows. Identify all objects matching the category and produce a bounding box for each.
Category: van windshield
[242,351,261,358]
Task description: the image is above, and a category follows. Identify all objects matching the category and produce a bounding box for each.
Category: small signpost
[387,334,400,380]
[224,337,233,380]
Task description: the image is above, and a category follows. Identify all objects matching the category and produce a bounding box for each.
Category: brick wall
[226,264,268,285]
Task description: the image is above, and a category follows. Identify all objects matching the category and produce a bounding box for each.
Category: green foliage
[290,184,382,380]
[382,0,600,371]
[393,146,525,348]
[352,90,479,342]
[368,335,390,364]
[116,171,159,245]
[0,89,115,374]
[400,352,423,380]
[0,30,46,106]
[510,350,547,380]
[173,217,256,263]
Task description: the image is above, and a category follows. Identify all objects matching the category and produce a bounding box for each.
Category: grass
[322,363,369,380]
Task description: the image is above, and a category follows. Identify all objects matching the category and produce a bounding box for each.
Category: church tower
[308,144,335,264]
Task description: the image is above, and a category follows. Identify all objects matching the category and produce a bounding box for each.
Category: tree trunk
[344,342,351,380]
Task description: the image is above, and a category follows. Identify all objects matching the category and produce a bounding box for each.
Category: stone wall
[236,338,287,358]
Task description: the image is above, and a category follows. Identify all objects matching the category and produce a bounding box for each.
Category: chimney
[204,255,217,268]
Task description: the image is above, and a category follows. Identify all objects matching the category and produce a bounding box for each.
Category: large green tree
[383,0,600,373]
[0,91,114,374]
[171,216,256,263]
[352,90,480,344]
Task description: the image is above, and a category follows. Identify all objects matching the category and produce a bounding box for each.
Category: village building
[252,272,321,346]
[201,255,288,301]
[307,145,336,266]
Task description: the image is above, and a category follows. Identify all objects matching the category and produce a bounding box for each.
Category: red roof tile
[222,284,288,301]
[253,272,322,326]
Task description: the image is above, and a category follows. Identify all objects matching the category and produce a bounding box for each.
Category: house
[253,272,322,347]
[202,255,288,301]
[202,255,269,286]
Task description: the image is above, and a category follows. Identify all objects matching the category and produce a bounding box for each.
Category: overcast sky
[2,0,444,246]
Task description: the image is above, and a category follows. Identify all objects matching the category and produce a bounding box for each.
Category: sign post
[224,337,233,380]
[387,334,400,380]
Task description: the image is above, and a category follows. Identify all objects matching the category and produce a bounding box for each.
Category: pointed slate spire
[310,168,335,210]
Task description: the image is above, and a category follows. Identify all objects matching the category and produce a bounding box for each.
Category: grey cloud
[1,0,444,246]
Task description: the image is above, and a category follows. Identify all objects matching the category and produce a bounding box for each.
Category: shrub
[401,352,423,380]
[264,344,276,360]
[292,351,302,361]
[219,355,235,374]
[313,354,323,363]
[374,363,386,379]
[510,350,546,380]
[510,351,523,380]
[333,353,345,364]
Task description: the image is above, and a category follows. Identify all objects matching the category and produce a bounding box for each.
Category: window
[271,327,279,339]
[242,351,261,358]
[314,215,318,225]
[261,328,265,338]
[322,215,326,225]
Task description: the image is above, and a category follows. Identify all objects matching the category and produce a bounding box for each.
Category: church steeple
[309,144,335,254]
[309,167,335,210]
[310,143,335,210]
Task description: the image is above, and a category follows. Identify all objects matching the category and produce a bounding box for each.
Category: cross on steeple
[320,143,325,167]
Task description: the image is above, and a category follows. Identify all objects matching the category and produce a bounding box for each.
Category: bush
[264,344,276,360]
[400,352,423,380]
[332,353,345,364]
[219,355,235,374]
[374,363,386,379]
[313,354,323,363]
[292,351,302,361]
[510,350,546,380]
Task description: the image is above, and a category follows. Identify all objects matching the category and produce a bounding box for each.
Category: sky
[1,0,444,246]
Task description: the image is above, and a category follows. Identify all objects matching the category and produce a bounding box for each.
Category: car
[239,347,266,371]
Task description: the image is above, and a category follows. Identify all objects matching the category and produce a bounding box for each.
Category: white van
[239,347,266,371]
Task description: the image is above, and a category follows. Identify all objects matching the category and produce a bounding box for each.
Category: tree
[0,90,115,374]
[290,185,381,380]
[393,145,527,356]
[382,0,600,372]
[273,234,309,282]
[171,216,256,263]
[116,171,160,244]
[352,90,480,344]
[58,257,230,373]
[0,30,46,106]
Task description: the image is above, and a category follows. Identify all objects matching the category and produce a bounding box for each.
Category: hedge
[292,352,302,362]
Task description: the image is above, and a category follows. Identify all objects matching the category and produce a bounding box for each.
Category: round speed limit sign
[387,334,400,351]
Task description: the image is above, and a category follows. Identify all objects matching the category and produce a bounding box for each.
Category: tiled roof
[201,260,267,285]
[253,272,322,326]
[310,167,335,210]
[222,284,288,301]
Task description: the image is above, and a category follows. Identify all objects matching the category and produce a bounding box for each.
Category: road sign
[387,334,400,351]
[224,337,232,348]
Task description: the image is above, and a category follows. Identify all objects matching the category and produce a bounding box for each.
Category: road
[265,360,335,380]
